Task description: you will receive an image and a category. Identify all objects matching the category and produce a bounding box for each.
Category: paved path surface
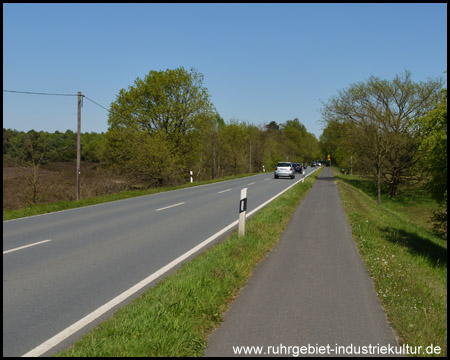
[205,167,399,357]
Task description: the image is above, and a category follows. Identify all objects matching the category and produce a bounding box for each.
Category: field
[3,161,129,211]
[3,161,262,221]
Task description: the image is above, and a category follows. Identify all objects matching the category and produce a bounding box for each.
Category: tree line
[3,119,320,181]
[3,67,321,185]
[3,129,105,165]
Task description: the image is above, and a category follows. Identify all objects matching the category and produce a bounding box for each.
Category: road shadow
[383,227,447,268]
[318,168,340,182]
[317,175,334,181]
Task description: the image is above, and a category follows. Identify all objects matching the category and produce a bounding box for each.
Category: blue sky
[3,3,447,139]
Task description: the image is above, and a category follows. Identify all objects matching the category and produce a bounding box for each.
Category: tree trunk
[389,165,404,197]
[376,164,382,205]
[389,174,400,197]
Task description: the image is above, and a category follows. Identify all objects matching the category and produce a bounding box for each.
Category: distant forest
[3,128,105,164]
[3,118,322,182]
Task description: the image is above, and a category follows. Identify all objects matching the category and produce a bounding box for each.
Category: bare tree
[321,71,443,204]
[23,131,48,205]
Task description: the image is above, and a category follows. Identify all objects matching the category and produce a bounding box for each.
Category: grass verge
[55,170,321,356]
[332,168,447,357]
[3,172,260,221]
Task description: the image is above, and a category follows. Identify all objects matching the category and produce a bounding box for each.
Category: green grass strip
[55,170,322,357]
[333,169,447,357]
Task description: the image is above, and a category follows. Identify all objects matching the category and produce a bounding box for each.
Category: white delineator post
[238,188,248,237]
[190,170,193,183]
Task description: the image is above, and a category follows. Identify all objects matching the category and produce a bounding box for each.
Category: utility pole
[249,140,252,173]
[76,91,82,200]
[211,131,215,179]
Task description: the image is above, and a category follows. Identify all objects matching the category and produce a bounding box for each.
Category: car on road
[274,162,295,179]
[292,163,302,173]
[311,162,317,167]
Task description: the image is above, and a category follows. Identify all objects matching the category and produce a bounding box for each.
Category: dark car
[293,163,302,173]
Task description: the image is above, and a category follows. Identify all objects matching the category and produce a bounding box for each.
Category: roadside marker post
[238,188,248,237]
[190,171,193,183]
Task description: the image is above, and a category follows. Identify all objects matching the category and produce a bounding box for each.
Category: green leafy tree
[218,119,249,175]
[81,132,106,163]
[415,89,447,202]
[3,128,12,155]
[264,121,282,169]
[281,119,305,162]
[265,121,279,131]
[320,120,357,170]
[414,89,447,238]
[278,118,321,165]
[105,67,215,185]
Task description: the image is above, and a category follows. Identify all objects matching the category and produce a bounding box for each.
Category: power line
[4,89,112,115]
[3,89,78,96]
[4,90,107,110]
[83,94,143,121]
[82,95,110,112]
[4,89,142,124]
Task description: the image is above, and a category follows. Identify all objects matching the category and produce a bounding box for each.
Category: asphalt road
[205,167,399,357]
[3,167,316,357]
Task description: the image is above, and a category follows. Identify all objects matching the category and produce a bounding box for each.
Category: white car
[274,162,295,179]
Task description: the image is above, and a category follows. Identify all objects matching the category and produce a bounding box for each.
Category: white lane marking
[155,202,185,212]
[218,189,231,194]
[21,219,239,357]
[22,168,320,357]
[3,240,52,255]
[264,178,270,180]
[247,182,255,185]
[4,173,266,223]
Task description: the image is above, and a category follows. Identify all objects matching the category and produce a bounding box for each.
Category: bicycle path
[205,167,399,357]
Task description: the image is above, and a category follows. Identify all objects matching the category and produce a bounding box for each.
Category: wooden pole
[76,92,82,200]
[211,132,215,179]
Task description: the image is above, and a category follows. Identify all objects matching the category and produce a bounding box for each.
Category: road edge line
[22,168,319,357]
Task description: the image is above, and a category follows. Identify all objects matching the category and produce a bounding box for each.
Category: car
[311,162,317,167]
[292,163,302,173]
[274,162,295,179]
